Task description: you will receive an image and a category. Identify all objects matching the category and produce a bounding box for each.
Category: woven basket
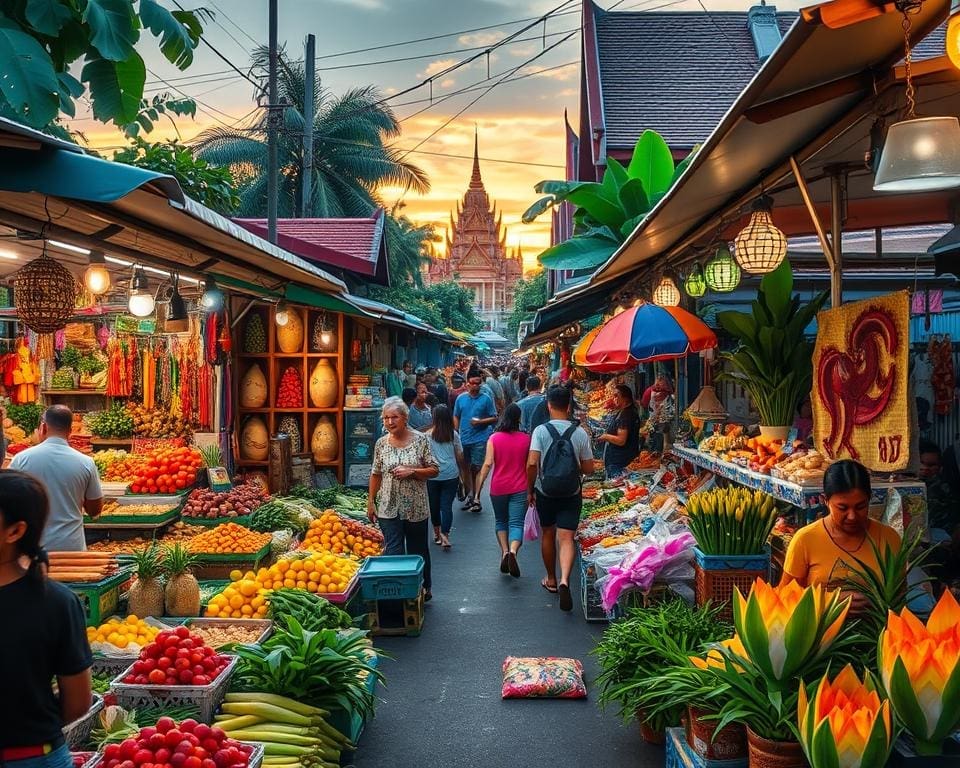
[14,253,79,333]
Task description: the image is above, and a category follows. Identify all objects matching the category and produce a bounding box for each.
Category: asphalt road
[352,495,664,768]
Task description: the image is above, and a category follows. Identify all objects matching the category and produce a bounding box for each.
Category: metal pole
[830,171,845,308]
[301,34,315,218]
[267,0,279,243]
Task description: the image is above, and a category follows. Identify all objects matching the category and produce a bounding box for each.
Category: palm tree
[194,47,429,218]
[383,202,438,288]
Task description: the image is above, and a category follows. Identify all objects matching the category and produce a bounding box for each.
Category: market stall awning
[557,0,955,300]
[524,279,612,347]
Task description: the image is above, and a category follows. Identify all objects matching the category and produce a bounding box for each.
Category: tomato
[178,669,194,684]
[202,646,215,657]
[131,484,142,494]
[212,751,230,768]
[123,674,137,684]
[165,646,180,659]
[201,759,216,768]
[133,750,153,765]
[147,669,166,684]
[201,739,219,754]
[179,638,194,650]
[175,742,193,756]
[148,733,166,750]
[184,758,202,768]
[105,745,121,761]
[201,657,217,672]
[154,751,170,765]
[170,755,186,768]
[164,731,183,748]
[189,652,204,665]
[208,729,225,743]
[193,725,211,741]
[120,740,139,760]
[144,643,160,657]
[157,657,172,670]
[192,674,210,686]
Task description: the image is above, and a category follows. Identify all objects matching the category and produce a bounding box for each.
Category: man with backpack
[527,385,594,611]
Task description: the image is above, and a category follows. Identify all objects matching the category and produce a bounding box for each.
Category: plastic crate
[183,618,273,648]
[63,694,103,750]
[665,727,748,768]
[362,593,424,637]
[357,555,424,601]
[693,547,770,623]
[109,655,237,723]
[69,569,133,627]
[71,752,102,768]
[325,573,360,605]
[192,547,271,580]
[244,743,265,768]
[580,557,607,622]
[327,653,378,763]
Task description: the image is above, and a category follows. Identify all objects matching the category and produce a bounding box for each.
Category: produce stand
[63,694,104,750]
[186,514,254,528]
[69,568,134,626]
[191,541,273,580]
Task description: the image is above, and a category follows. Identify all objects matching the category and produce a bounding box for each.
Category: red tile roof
[234,209,389,284]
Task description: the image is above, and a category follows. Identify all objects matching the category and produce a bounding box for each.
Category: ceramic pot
[686,706,747,761]
[746,728,808,768]
[636,710,666,746]
[276,308,304,353]
[311,416,339,463]
[758,425,791,441]
[239,363,268,408]
[309,358,338,408]
[240,417,269,461]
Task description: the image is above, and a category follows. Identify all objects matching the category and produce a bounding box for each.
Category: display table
[671,444,926,511]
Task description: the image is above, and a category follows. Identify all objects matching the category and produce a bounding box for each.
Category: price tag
[207,467,232,492]
[781,428,800,455]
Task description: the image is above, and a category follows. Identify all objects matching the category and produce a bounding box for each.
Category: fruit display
[87,615,162,653]
[186,622,268,649]
[163,544,201,617]
[243,313,267,353]
[185,523,272,555]
[204,553,360,618]
[685,486,778,556]
[182,483,266,520]
[48,551,120,582]
[87,522,205,553]
[94,450,131,478]
[88,405,136,439]
[100,500,179,518]
[697,424,747,455]
[52,367,77,389]
[128,446,204,495]
[127,403,193,438]
[276,366,303,408]
[100,717,255,768]
[102,455,146,482]
[300,511,383,558]
[128,546,166,618]
[626,450,661,471]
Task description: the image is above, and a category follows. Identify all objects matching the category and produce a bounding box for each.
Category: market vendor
[596,384,641,478]
[781,459,901,614]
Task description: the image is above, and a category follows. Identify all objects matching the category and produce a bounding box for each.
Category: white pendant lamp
[128,267,155,317]
[733,195,788,274]
[652,275,681,306]
[874,7,960,193]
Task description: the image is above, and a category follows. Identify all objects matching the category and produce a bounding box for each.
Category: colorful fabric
[812,291,910,471]
[501,656,586,699]
[371,431,439,522]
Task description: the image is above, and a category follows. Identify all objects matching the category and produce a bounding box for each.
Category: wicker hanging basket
[14,253,78,333]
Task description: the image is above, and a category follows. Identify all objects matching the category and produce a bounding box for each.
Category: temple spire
[469,126,483,189]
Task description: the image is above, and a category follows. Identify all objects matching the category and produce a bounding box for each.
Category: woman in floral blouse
[368,396,440,600]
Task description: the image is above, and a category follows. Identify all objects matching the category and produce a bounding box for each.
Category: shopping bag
[523,504,541,541]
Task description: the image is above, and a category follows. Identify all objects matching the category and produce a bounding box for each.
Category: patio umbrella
[578,302,717,371]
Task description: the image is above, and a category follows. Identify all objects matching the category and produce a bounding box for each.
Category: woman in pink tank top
[476,403,531,578]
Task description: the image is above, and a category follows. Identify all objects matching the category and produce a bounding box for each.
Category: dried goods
[182,483,266,520]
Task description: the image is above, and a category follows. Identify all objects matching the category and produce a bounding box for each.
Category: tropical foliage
[384,203,438,287]
[0,0,207,129]
[194,46,429,218]
[369,281,482,335]
[506,270,546,342]
[522,130,696,270]
[113,137,239,214]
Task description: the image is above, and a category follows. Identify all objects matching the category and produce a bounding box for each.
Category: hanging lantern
[704,244,741,292]
[684,263,707,298]
[652,276,681,306]
[13,252,79,333]
[128,267,155,317]
[733,195,788,274]
[83,251,111,296]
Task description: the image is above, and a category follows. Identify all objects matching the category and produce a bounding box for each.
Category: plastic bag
[599,525,696,611]
[523,504,541,541]
[501,656,587,699]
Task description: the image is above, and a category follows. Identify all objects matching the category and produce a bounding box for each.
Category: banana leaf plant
[716,260,827,427]
[522,130,697,270]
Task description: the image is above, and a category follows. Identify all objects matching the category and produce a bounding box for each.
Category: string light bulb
[128,267,155,317]
[275,300,290,327]
[84,251,111,296]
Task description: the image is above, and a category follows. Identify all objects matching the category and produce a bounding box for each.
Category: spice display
[276,366,303,408]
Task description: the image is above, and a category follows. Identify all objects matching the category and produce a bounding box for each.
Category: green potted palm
[717,260,827,439]
[592,600,730,744]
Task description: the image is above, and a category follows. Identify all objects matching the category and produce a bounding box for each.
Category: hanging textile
[930,334,955,416]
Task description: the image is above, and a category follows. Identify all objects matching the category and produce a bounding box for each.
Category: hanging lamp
[652,275,681,306]
[128,267,155,317]
[200,276,225,312]
[684,263,707,298]
[275,299,290,327]
[874,4,960,192]
[14,249,79,333]
[704,244,741,292]
[167,274,187,322]
[733,195,788,274]
[83,250,111,296]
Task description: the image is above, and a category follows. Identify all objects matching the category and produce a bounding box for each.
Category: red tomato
[192,675,210,686]
[178,669,194,684]
[157,657,172,671]
[156,718,176,734]
[149,733,166,750]
[164,731,183,749]
[147,669,166,684]
[134,751,153,765]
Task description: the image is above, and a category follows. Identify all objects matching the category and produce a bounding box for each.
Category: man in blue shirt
[517,375,545,433]
[453,368,497,512]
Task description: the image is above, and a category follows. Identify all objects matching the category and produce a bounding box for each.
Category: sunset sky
[68,0,806,274]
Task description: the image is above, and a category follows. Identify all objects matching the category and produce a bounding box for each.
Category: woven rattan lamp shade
[14,253,79,333]
[733,196,787,274]
[652,276,681,306]
[704,245,741,292]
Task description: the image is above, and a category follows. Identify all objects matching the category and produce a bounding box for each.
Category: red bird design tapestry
[812,291,910,471]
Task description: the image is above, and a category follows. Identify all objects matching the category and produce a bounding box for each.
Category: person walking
[9,405,103,551]
[527,386,594,611]
[367,397,440,601]
[426,405,463,549]
[453,369,498,513]
[408,383,434,432]
[475,404,531,578]
[517,375,545,433]
[596,384,641,478]
[0,470,94,768]
[485,366,505,412]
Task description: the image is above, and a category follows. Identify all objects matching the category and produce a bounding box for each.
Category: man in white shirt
[10,405,103,551]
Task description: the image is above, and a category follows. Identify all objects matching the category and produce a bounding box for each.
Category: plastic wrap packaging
[501,656,587,699]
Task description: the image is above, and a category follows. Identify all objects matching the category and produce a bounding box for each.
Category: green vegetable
[266,588,353,631]
[7,402,42,434]
[88,404,135,438]
[685,486,778,556]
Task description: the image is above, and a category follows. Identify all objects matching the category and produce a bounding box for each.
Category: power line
[169,0,262,91]
[210,1,261,46]
[145,66,257,128]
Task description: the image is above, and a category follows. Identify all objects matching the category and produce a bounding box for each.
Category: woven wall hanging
[14,252,79,333]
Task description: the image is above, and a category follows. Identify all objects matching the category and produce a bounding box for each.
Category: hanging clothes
[931,335,956,416]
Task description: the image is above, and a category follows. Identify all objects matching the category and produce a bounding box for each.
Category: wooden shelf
[237,353,269,358]
[235,459,269,467]
[42,389,107,396]
[307,353,339,358]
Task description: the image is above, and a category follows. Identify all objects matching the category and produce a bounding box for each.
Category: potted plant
[592,600,730,744]
[717,260,827,439]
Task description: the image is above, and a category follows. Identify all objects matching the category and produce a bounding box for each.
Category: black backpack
[539,423,582,498]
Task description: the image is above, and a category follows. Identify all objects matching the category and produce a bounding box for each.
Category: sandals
[540,578,558,593]
[440,535,451,549]
[506,552,520,579]
[558,583,573,612]
[500,552,510,574]
[468,501,482,513]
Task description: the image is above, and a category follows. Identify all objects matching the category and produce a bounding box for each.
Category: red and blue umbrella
[573,302,717,372]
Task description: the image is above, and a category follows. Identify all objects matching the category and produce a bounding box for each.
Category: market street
[355,500,661,768]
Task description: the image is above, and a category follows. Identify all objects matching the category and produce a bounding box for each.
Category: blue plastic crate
[358,555,424,601]
[693,547,770,574]
[665,728,748,768]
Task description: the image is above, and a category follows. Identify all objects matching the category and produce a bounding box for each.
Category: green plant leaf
[672,144,699,183]
[0,17,60,127]
[760,259,794,322]
[888,656,930,740]
[25,0,74,36]
[605,156,630,189]
[617,178,649,220]
[55,71,83,117]
[538,232,618,270]
[521,195,557,223]
[82,52,146,125]
[82,0,138,61]
[563,185,625,230]
[627,129,675,197]
[139,0,200,70]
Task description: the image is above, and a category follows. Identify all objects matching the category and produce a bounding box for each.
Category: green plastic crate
[69,569,133,627]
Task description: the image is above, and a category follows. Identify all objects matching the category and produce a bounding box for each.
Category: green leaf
[82,52,146,125]
[760,259,793,322]
[25,0,74,36]
[55,71,83,117]
[672,144,699,184]
[0,17,60,127]
[140,0,201,69]
[810,719,842,768]
[888,656,930,740]
[617,178,649,220]
[521,195,556,223]
[605,157,630,190]
[627,129,675,197]
[82,0,138,61]
[563,184,625,230]
[620,213,646,239]
[717,311,758,347]
[538,232,618,271]
[782,588,817,680]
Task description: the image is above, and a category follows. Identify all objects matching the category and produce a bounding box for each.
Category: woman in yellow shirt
[782,460,901,613]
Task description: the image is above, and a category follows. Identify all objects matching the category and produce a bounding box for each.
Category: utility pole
[301,34,315,218]
[267,0,279,243]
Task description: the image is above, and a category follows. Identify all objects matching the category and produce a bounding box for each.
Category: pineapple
[162,543,201,616]
[127,545,165,618]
